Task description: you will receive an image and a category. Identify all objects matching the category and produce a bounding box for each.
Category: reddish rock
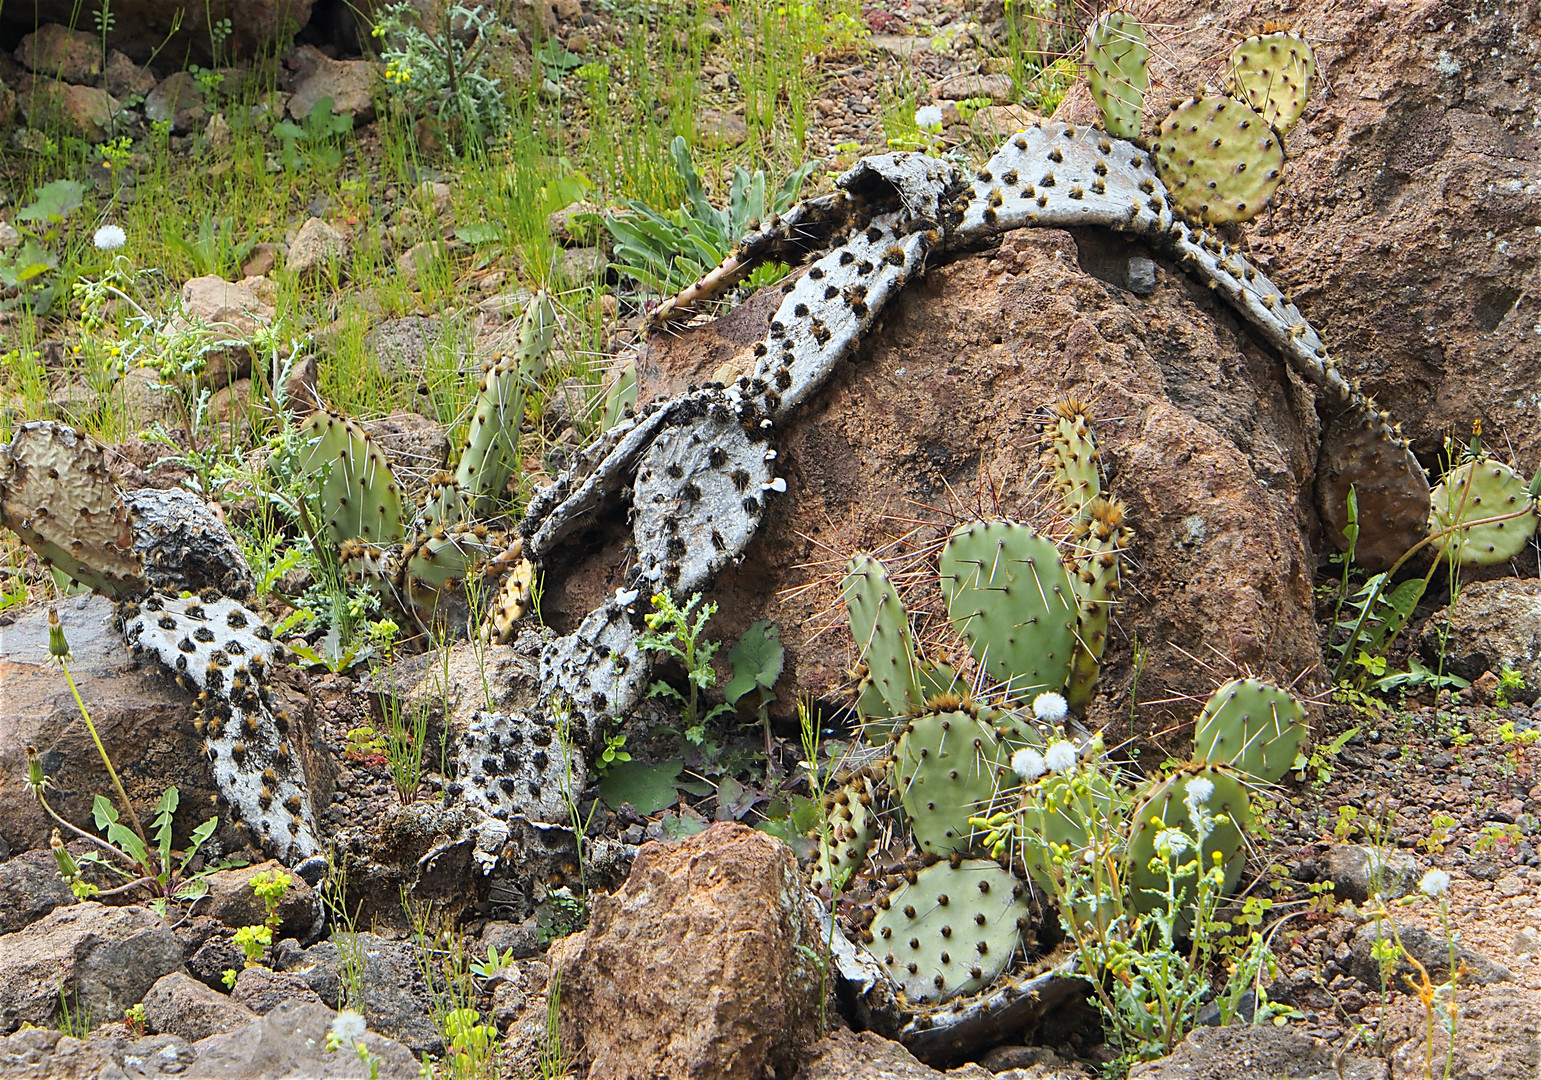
[558,227,1324,736]
[548,822,824,1080]
[1124,0,1541,475]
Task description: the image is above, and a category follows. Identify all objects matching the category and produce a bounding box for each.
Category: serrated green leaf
[18,179,84,224]
[725,621,783,704]
[599,759,683,815]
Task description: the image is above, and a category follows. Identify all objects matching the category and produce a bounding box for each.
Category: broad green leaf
[725,621,783,704]
[93,794,120,831]
[18,179,84,224]
[599,759,683,815]
[455,222,501,245]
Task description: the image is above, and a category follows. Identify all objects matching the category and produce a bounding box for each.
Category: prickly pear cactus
[865,860,1034,1003]
[1152,96,1285,225]
[1428,456,1538,566]
[447,292,558,524]
[0,421,142,596]
[1191,677,1308,784]
[297,410,406,546]
[811,767,884,892]
[844,554,922,720]
[939,521,1079,703]
[895,710,1011,857]
[122,592,321,866]
[448,708,584,828]
[1084,11,1149,140]
[1126,765,1250,917]
[1225,31,1316,135]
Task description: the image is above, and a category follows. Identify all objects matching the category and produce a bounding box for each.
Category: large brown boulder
[0,6,313,64]
[548,822,824,1080]
[1127,0,1541,466]
[555,227,1324,734]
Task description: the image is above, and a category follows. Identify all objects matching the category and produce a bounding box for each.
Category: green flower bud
[47,606,71,660]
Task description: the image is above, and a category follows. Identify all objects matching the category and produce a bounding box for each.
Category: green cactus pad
[1065,497,1131,711]
[1048,398,1102,521]
[297,410,405,546]
[1225,31,1316,135]
[1429,456,1538,566]
[1127,766,1250,919]
[812,768,884,892]
[1152,96,1285,225]
[866,859,1033,1003]
[399,523,504,624]
[1192,678,1307,784]
[453,292,557,518]
[844,554,923,721]
[939,520,1079,703]
[1084,11,1150,141]
[895,710,1011,856]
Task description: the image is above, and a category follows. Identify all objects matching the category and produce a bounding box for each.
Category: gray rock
[14,25,101,84]
[0,902,184,1035]
[191,999,421,1077]
[0,1025,195,1079]
[286,45,377,125]
[289,216,348,276]
[1126,257,1157,295]
[1349,921,1513,992]
[1326,843,1421,903]
[362,316,443,381]
[143,71,204,133]
[1128,1025,1386,1080]
[231,966,323,1015]
[141,972,257,1042]
[479,917,543,961]
[199,859,323,942]
[933,72,1016,103]
[0,848,77,935]
[176,274,273,386]
[0,595,213,857]
[1420,578,1541,704]
[276,933,440,1055]
[558,245,606,282]
[104,50,155,98]
[188,934,244,993]
[14,80,118,141]
[1382,985,1541,1080]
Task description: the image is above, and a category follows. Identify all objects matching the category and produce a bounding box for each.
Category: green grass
[0,0,883,628]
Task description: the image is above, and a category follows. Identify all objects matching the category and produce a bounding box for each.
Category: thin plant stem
[59,657,148,848]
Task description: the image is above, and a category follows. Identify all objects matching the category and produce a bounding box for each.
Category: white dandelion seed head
[93,224,126,251]
[1044,740,1078,773]
[1012,747,1046,781]
[330,1010,367,1044]
[1154,827,1192,857]
[1419,869,1451,897]
[1185,777,1215,805]
[1033,692,1069,723]
[914,105,944,129]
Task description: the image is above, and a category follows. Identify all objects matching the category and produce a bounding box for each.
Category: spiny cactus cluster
[800,403,1130,1007]
[325,292,557,638]
[1083,13,1318,226]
